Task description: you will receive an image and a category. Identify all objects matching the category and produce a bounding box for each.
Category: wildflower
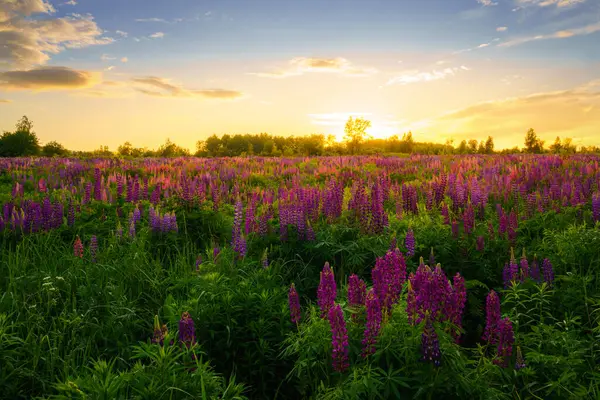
[361,288,382,357]
[74,236,84,258]
[372,249,406,315]
[317,262,337,317]
[515,346,526,370]
[593,192,600,222]
[213,246,220,260]
[482,290,501,345]
[421,317,441,366]
[195,255,202,272]
[288,283,301,325]
[347,274,367,319]
[178,312,196,349]
[530,255,541,282]
[542,258,554,286]
[261,248,269,269]
[450,273,466,340]
[152,315,167,346]
[476,236,485,252]
[89,235,98,263]
[494,317,514,367]
[328,304,349,373]
[405,229,415,257]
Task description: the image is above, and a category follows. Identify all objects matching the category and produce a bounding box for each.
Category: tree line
[1,115,597,158]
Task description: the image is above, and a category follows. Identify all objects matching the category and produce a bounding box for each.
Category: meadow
[1,154,600,399]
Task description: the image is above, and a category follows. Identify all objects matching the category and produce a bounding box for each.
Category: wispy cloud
[515,0,587,8]
[499,21,600,46]
[411,79,600,148]
[477,0,498,6]
[116,30,128,37]
[135,18,167,23]
[0,66,99,90]
[62,0,77,6]
[497,26,508,31]
[248,57,378,78]
[132,76,245,100]
[385,66,470,86]
[0,99,12,103]
[101,54,116,61]
[149,32,165,39]
[453,38,500,54]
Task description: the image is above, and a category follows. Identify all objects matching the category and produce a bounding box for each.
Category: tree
[477,140,486,154]
[524,128,544,153]
[484,136,494,154]
[399,131,415,153]
[344,116,371,154]
[549,136,562,154]
[42,141,68,157]
[457,140,467,154]
[0,116,40,156]
[467,139,478,153]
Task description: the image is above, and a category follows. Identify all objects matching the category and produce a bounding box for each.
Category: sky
[0,0,599,151]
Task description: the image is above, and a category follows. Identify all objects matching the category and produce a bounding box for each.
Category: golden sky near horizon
[1,0,599,151]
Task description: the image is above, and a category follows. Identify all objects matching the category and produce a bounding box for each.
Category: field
[1,154,600,399]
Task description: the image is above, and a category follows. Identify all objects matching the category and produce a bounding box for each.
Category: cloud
[116,30,128,37]
[385,66,470,86]
[0,3,113,68]
[105,66,115,71]
[515,0,587,8]
[0,66,99,90]
[248,57,378,78]
[454,38,499,54]
[477,0,498,5]
[132,76,245,100]
[101,54,116,61]
[499,21,600,46]
[135,18,167,23]
[121,57,128,63]
[149,32,165,39]
[497,26,508,31]
[412,79,600,148]
[0,99,12,103]
[62,0,77,5]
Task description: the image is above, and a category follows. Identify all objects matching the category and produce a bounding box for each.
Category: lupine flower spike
[74,236,84,258]
[288,283,301,325]
[328,304,349,373]
[178,312,196,349]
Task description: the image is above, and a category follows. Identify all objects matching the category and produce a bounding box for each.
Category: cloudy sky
[0,0,599,150]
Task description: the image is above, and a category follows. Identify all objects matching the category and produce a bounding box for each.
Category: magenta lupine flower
[328,304,349,373]
[503,250,519,288]
[515,346,526,370]
[421,317,441,366]
[372,249,407,314]
[317,262,337,317]
[89,235,98,263]
[361,288,382,357]
[288,283,301,325]
[494,317,514,368]
[441,203,450,225]
[195,255,202,271]
[405,229,415,257]
[74,236,84,258]
[593,192,600,222]
[482,290,501,345]
[178,312,196,349]
[463,203,475,235]
[530,255,541,282]
[542,258,554,286]
[347,274,367,315]
[476,235,485,252]
[406,261,456,326]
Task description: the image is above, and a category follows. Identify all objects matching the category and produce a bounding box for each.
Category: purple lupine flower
[405,229,415,257]
[288,283,301,325]
[74,236,84,258]
[361,288,382,357]
[328,304,349,373]
[195,255,202,272]
[530,255,541,282]
[593,192,600,222]
[451,273,466,341]
[463,203,475,235]
[476,235,485,252]
[494,317,514,368]
[372,249,407,315]
[317,262,337,317]
[441,203,450,225]
[152,315,168,346]
[347,274,367,316]
[67,200,75,227]
[482,290,501,345]
[515,346,526,370]
[503,249,519,288]
[542,258,554,286]
[213,246,220,260]
[178,312,196,349]
[421,317,441,366]
[89,235,98,263]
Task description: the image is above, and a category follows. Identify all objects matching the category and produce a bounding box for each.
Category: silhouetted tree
[42,141,68,157]
[484,136,495,154]
[344,116,371,154]
[524,128,544,153]
[0,116,40,156]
